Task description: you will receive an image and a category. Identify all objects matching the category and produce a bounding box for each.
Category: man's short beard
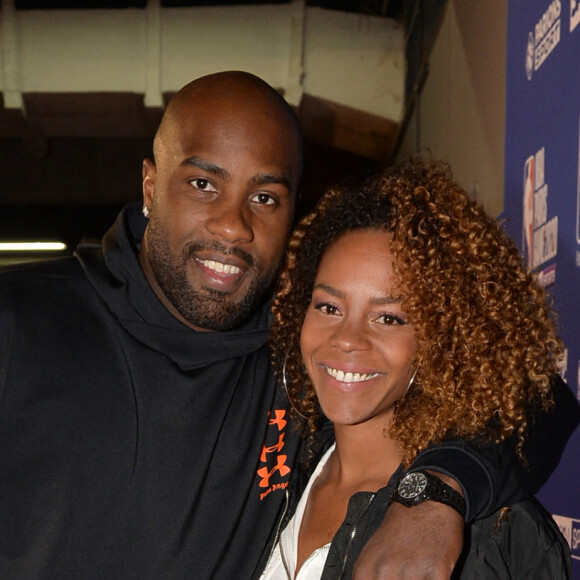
[144,223,280,331]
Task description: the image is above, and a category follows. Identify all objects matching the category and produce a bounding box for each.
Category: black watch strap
[390,471,466,518]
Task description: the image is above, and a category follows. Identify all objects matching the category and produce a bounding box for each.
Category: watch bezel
[397,472,428,499]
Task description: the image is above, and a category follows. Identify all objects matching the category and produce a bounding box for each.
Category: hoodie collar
[76,202,271,371]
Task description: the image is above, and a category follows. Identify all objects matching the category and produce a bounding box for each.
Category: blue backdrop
[504,0,580,574]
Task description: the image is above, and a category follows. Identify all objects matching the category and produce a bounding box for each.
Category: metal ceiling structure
[0,0,445,260]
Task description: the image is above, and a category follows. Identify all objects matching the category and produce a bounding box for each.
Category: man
[0,71,577,579]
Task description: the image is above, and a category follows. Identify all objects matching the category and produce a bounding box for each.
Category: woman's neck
[328,421,403,491]
[294,421,402,574]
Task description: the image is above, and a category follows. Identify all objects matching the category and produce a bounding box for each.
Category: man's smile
[196,258,242,276]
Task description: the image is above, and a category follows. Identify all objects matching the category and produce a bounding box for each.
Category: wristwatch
[390,471,466,518]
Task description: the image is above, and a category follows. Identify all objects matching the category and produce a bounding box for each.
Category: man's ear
[142,158,157,209]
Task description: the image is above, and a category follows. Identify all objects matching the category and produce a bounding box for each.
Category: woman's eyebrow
[313,283,402,305]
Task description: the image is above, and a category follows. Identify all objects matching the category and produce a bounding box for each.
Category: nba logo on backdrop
[522,147,558,279]
[523,155,535,267]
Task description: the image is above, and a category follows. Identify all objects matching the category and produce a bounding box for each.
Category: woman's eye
[376,313,406,326]
[191,178,217,192]
[314,303,340,316]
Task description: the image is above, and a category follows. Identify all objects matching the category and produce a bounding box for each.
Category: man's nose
[205,197,254,244]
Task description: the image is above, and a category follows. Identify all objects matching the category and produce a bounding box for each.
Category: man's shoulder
[0,256,89,307]
[0,255,84,281]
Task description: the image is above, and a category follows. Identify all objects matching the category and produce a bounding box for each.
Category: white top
[259,444,336,580]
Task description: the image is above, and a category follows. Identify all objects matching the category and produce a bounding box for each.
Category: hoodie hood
[75,202,271,371]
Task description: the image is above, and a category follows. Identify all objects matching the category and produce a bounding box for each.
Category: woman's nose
[329,317,371,352]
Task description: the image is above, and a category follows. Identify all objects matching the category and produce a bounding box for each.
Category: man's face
[140,98,301,332]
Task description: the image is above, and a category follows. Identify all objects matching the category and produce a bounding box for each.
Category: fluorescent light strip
[0,242,67,252]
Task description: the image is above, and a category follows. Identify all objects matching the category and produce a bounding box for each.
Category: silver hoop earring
[405,368,418,396]
[142,206,150,219]
[282,355,308,420]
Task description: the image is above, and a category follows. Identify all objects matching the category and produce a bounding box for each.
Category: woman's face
[300,229,417,429]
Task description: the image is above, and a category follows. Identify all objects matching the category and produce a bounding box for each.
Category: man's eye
[191,178,217,192]
[250,192,276,206]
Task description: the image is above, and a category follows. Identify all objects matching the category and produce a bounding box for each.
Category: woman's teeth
[325,367,380,383]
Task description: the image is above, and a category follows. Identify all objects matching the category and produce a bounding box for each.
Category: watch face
[398,472,428,499]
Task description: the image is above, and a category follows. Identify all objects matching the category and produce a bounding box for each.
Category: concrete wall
[398,0,507,216]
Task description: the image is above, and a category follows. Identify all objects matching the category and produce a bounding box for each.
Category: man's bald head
[153,71,303,185]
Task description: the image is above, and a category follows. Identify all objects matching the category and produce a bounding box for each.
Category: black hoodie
[0,203,298,579]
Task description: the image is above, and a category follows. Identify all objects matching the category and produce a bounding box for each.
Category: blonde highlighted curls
[270,156,562,464]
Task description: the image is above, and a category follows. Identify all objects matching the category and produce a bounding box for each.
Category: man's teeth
[202,260,241,275]
[325,367,379,383]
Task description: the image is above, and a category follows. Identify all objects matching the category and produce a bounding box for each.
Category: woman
[261,157,571,579]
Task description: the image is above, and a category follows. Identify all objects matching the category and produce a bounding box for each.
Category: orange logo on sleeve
[260,433,285,463]
[257,455,291,488]
[268,409,287,431]
[257,409,292,499]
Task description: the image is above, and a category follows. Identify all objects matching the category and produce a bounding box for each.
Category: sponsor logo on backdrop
[552,515,580,560]
[526,0,562,80]
[522,147,559,285]
[576,115,580,254]
[572,0,580,32]
[537,262,556,286]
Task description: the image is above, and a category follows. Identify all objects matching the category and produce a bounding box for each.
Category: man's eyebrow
[313,283,402,305]
[249,173,292,191]
[180,157,291,191]
[181,156,230,181]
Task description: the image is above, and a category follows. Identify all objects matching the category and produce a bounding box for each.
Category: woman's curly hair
[270,156,562,465]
